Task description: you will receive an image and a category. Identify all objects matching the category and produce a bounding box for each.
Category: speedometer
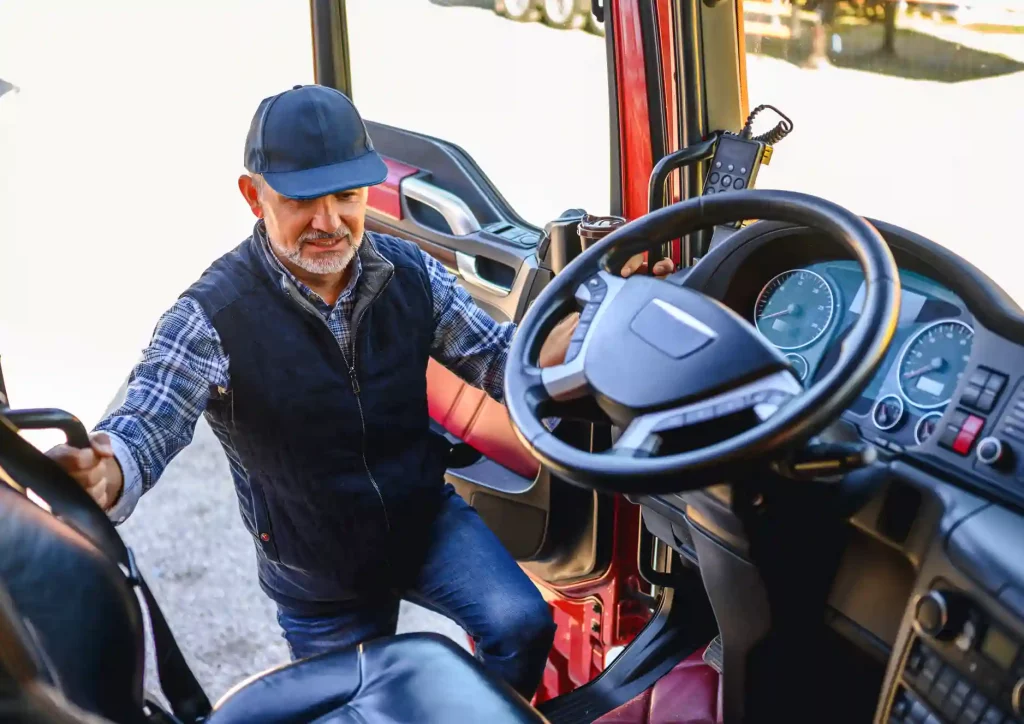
[897,319,974,409]
[754,269,835,350]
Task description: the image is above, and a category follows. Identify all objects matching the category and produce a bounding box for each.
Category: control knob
[976,436,1012,469]
[913,590,967,640]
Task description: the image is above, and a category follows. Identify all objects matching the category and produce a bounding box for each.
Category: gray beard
[269,235,356,275]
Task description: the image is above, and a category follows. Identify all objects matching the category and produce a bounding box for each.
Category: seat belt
[122,548,212,724]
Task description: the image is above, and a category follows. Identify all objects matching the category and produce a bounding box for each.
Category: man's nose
[309,197,344,233]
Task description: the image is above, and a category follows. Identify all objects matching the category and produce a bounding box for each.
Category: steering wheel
[504,190,901,493]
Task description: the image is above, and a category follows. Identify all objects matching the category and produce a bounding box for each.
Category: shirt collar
[256,220,362,311]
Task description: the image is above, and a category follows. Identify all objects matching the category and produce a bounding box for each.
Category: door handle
[456,251,511,297]
[402,177,481,236]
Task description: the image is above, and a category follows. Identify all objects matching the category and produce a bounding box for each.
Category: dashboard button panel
[889,685,944,724]
[896,583,1023,724]
[940,408,987,457]
[985,373,1008,395]
[962,366,1009,415]
[963,385,982,408]
[978,391,998,414]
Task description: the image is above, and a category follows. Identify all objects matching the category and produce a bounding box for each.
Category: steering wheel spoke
[540,271,628,402]
[612,370,803,458]
[540,359,589,401]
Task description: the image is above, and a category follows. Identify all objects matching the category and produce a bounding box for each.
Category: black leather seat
[208,633,545,724]
[0,478,548,724]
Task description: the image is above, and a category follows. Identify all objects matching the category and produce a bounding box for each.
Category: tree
[882,0,899,54]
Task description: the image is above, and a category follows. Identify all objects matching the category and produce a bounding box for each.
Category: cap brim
[262,150,388,200]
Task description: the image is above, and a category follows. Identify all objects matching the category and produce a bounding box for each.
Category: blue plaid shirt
[97,233,516,524]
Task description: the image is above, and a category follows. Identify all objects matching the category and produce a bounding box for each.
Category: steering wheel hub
[543,272,791,422]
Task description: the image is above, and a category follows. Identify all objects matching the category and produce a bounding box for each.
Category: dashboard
[752,261,978,452]
[635,218,1024,723]
[684,220,1024,513]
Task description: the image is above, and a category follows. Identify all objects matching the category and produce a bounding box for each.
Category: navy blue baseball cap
[243,84,387,200]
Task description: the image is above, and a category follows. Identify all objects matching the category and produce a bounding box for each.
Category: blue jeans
[275,485,557,699]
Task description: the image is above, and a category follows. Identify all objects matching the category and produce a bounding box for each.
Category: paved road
[2,0,1023,705]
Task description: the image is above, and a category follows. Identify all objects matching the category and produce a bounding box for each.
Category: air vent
[997,380,1024,446]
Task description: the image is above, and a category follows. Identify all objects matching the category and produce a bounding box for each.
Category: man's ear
[238,174,264,218]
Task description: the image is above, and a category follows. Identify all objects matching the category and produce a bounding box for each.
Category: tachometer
[897,319,974,409]
[754,269,835,350]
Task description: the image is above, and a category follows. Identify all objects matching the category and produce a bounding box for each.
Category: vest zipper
[346,271,394,534]
[284,276,394,535]
[346,367,387,532]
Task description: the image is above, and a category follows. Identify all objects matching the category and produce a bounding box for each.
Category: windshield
[744,0,1024,303]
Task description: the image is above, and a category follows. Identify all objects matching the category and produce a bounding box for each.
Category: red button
[953,415,985,455]
[962,415,985,435]
[953,430,975,455]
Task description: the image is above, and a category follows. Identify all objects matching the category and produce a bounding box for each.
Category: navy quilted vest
[186,226,450,612]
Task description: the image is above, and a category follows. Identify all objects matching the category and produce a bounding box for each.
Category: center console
[638,454,1024,724]
[885,582,1024,723]
[867,464,1024,724]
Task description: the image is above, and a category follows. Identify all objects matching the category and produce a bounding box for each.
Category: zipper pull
[350,369,360,395]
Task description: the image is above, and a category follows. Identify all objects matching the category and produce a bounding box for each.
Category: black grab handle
[2,408,91,449]
[0,407,127,566]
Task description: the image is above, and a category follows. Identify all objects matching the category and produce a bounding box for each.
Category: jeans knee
[494,594,556,654]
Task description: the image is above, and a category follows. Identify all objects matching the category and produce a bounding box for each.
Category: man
[46,84,673,699]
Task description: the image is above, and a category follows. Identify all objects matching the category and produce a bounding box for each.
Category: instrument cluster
[753,260,975,448]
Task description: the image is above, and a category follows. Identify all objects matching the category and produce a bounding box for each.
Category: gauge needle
[903,357,944,380]
[760,303,798,320]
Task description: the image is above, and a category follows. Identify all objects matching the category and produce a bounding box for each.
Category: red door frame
[529,0,681,703]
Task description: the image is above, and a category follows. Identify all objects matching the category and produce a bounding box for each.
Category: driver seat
[0,482,548,724]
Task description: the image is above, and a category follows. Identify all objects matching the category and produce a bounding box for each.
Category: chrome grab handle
[456,251,511,297]
[401,177,481,236]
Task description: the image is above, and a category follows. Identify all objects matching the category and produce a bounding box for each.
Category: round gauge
[915,411,944,445]
[898,319,974,409]
[754,269,835,350]
[872,394,905,431]
[784,353,809,381]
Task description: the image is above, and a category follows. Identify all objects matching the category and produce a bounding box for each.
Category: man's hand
[539,312,581,368]
[538,253,675,368]
[619,253,675,279]
[45,431,124,511]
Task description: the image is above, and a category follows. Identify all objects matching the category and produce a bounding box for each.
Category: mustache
[299,227,352,244]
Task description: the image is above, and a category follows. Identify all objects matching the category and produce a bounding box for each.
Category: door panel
[365,122,542,324]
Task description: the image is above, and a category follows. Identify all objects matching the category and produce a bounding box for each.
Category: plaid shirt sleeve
[95,296,228,523]
[421,250,516,404]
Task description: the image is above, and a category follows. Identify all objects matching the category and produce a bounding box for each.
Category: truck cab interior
[2,1,1024,723]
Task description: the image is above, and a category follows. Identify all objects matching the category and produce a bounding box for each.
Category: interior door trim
[456,252,511,297]
[367,157,420,221]
[402,178,481,236]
